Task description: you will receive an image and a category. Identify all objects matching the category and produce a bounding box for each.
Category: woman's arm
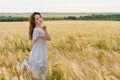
[41,26,51,41]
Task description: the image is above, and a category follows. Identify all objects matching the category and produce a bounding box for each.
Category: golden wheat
[0,21,120,80]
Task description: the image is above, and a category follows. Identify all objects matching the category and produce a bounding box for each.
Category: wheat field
[0,20,120,80]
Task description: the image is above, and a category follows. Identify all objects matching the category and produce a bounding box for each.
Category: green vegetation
[0,16,28,22]
[0,14,120,21]
[45,14,120,21]
[79,14,120,21]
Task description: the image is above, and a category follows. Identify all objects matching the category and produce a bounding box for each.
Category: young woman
[21,12,51,79]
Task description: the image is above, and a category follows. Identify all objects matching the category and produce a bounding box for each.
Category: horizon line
[0,12,120,14]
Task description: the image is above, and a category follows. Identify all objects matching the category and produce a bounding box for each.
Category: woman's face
[34,14,43,25]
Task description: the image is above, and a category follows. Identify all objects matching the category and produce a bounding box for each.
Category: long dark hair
[29,12,42,40]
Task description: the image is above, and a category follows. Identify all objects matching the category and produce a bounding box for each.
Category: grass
[0,20,120,80]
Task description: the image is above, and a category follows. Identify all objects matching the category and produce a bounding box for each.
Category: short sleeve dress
[21,27,47,76]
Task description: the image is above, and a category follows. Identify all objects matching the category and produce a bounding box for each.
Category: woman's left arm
[43,29,51,41]
[41,26,51,41]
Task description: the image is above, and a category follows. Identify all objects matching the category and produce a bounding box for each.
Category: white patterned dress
[21,27,47,76]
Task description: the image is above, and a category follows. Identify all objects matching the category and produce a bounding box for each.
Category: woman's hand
[42,25,47,31]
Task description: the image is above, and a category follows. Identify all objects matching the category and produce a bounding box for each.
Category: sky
[0,0,120,13]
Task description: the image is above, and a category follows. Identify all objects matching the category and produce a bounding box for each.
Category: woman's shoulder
[34,27,45,34]
[34,27,43,31]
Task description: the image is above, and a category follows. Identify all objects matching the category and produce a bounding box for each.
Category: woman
[21,12,51,79]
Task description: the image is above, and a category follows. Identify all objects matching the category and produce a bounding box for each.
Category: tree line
[0,14,120,22]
